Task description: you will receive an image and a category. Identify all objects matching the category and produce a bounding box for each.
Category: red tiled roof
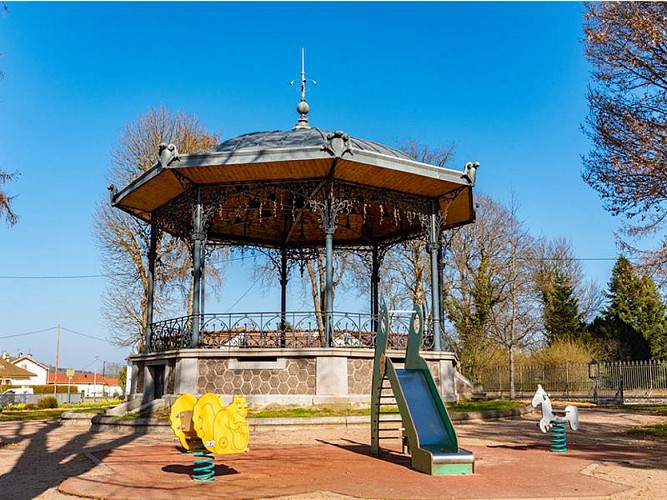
[47,373,119,386]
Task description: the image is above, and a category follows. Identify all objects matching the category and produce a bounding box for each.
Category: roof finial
[290,48,316,129]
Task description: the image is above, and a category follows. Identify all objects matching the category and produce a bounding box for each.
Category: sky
[0,2,633,371]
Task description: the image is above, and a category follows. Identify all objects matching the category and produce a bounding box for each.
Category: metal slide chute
[371,303,474,475]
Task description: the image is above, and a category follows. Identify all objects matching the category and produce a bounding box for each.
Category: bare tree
[532,237,602,328]
[97,106,220,347]
[485,197,541,399]
[443,195,541,391]
[583,3,667,279]
[0,170,17,226]
[381,240,429,310]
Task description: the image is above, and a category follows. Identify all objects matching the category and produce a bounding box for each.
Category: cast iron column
[280,248,288,348]
[427,200,444,351]
[324,198,335,348]
[311,185,346,347]
[145,223,157,353]
[191,188,205,347]
[371,244,381,333]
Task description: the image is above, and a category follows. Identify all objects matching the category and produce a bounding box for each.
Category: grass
[447,400,524,412]
[0,400,122,422]
[627,422,667,440]
[248,406,370,418]
[608,404,667,416]
[609,404,667,441]
[0,399,525,422]
[247,400,524,419]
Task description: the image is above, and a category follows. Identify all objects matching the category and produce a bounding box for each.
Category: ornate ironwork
[309,193,351,234]
[150,177,456,248]
[148,311,434,352]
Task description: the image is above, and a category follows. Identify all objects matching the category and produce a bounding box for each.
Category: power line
[227,275,262,310]
[515,257,626,262]
[60,326,113,344]
[0,325,112,344]
[0,274,104,279]
[0,255,250,280]
[0,327,56,340]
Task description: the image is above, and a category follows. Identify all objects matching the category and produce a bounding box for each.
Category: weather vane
[290,48,316,129]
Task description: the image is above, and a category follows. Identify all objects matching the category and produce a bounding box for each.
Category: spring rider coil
[531,384,579,454]
[170,393,250,482]
[550,421,567,453]
[192,442,215,482]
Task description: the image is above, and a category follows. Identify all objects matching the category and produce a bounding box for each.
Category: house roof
[0,362,36,380]
[47,373,119,386]
[9,355,48,370]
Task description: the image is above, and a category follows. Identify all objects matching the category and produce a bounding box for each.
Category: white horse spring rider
[531,384,579,433]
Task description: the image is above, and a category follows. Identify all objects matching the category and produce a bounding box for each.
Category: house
[47,372,122,398]
[8,354,48,385]
[0,359,36,387]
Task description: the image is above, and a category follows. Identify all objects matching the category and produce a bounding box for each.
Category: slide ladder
[371,304,474,475]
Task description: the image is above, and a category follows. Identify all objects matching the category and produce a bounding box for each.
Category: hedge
[0,385,79,394]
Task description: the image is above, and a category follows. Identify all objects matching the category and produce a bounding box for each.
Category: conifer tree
[541,268,586,344]
[595,256,667,360]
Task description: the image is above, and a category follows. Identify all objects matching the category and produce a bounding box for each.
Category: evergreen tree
[594,256,667,360]
[541,268,586,344]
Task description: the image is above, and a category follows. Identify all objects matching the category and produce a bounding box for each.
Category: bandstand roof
[111,126,477,249]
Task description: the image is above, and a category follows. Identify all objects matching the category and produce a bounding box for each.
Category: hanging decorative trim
[151,179,464,249]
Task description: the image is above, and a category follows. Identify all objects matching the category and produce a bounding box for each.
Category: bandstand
[111,73,479,407]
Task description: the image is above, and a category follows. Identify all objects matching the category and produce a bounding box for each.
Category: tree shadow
[456,411,667,470]
[315,438,413,470]
[0,418,162,499]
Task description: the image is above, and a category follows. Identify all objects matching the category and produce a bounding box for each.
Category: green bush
[37,396,58,409]
[0,385,77,394]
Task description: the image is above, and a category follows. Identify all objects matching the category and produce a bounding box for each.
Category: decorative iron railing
[148,311,435,352]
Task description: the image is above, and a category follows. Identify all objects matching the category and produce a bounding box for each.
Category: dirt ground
[0,407,665,500]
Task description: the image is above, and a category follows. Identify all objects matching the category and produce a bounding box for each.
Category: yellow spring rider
[170,393,250,482]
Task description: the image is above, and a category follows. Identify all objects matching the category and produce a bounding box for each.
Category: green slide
[371,304,474,475]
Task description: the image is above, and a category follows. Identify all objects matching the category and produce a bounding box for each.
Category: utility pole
[53,324,60,397]
[93,356,100,402]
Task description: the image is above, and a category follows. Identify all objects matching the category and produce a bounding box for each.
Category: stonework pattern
[347,358,373,394]
[197,358,316,395]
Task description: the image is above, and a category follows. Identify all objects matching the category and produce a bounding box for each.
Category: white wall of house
[11,356,48,385]
[76,383,123,398]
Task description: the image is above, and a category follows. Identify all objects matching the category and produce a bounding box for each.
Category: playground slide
[387,362,475,475]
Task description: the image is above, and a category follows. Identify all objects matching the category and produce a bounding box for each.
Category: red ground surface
[56,408,667,500]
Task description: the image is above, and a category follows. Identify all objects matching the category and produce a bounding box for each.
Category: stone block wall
[198,358,316,395]
[129,348,459,405]
[348,358,373,394]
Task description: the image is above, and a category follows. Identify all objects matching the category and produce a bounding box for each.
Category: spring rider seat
[170,393,250,481]
[531,384,579,453]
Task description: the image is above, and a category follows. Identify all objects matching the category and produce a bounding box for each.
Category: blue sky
[0,2,628,370]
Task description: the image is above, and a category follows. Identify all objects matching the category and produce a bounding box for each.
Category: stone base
[128,348,459,407]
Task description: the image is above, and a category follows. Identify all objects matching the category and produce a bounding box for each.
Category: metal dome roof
[215,127,412,160]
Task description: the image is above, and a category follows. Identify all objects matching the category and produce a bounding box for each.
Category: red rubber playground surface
[56,408,667,500]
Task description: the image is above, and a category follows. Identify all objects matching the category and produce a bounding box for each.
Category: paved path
[0,408,666,499]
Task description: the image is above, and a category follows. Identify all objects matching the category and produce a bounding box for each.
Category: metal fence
[475,360,667,400]
[0,393,84,406]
